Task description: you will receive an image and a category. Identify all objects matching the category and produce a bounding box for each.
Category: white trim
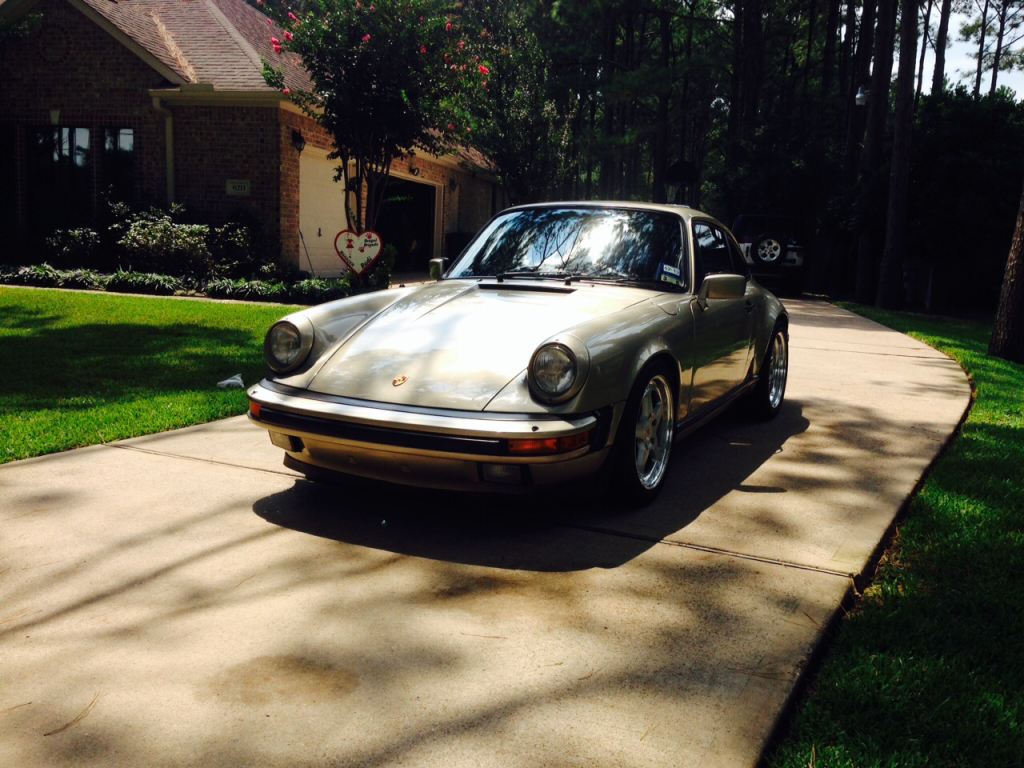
[387,169,444,260]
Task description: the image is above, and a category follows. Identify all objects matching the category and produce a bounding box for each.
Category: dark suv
[730,215,808,296]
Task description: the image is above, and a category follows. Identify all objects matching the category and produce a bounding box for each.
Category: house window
[27,127,92,234]
[103,128,135,202]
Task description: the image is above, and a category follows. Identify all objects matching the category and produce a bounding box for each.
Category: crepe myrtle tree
[262,0,491,239]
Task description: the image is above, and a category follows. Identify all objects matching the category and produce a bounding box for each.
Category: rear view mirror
[429,258,447,281]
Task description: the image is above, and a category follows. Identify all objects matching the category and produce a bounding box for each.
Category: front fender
[267,286,416,389]
[484,302,695,417]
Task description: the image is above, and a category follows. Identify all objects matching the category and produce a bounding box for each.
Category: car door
[688,220,756,412]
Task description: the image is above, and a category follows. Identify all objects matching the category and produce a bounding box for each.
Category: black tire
[751,233,786,266]
[749,326,788,420]
[613,364,676,506]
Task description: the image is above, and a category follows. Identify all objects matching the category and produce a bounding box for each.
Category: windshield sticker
[657,263,682,285]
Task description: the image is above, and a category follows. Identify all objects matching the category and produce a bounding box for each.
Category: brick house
[0,0,506,275]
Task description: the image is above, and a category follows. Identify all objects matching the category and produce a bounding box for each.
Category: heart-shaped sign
[334,230,383,275]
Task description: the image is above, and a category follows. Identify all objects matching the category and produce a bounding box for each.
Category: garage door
[298,149,349,278]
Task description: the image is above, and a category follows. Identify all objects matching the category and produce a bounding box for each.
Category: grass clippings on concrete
[768,307,1024,768]
[0,286,294,464]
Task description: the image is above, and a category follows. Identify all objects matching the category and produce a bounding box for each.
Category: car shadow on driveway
[252,401,809,572]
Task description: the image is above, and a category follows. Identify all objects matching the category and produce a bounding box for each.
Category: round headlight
[530,344,577,399]
[265,320,312,373]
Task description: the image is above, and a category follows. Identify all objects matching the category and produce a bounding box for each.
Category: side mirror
[429,258,447,281]
[696,273,746,310]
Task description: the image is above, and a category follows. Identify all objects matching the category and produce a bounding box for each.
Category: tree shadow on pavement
[252,401,809,572]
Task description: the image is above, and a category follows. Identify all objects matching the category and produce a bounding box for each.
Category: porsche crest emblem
[392,375,408,387]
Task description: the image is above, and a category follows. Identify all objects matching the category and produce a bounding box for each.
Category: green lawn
[0,287,297,464]
[768,306,1024,768]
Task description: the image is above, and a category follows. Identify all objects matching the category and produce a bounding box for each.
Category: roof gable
[0,0,311,93]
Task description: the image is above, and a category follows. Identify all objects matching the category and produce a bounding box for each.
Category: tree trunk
[839,0,857,96]
[822,0,842,94]
[975,0,990,96]
[916,0,934,108]
[931,0,952,93]
[652,10,672,204]
[804,0,819,100]
[876,0,918,309]
[990,4,1006,94]
[854,0,896,304]
[989,177,1024,363]
[599,17,617,199]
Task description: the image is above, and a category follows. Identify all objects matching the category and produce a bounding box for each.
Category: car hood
[305,280,649,410]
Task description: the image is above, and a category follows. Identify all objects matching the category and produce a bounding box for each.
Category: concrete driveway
[0,299,970,768]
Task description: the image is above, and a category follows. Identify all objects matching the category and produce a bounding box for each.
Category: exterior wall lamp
[291,129,306,153]
[855,86,870,107]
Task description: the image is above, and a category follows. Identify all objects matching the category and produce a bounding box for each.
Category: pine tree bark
[931,0,953,93]
[989,178,1024,363]
[975,0,990,96]
[854,0,896,304]
[990,3,1006,94]
[876,0,918,309]
[916,0,934,107]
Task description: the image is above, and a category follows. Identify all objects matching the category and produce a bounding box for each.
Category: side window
[692,222,735,284]
[726,233,750,276]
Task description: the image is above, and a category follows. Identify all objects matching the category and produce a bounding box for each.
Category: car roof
[502,200,713,222]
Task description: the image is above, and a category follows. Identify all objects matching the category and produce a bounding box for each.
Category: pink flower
[284,31,293,41]
[267,18,272,25]
[478,65,489,74]
[362,34,371,42]
[419,16,424,21]
[288,11,297,20]
[445,22,451,30]
[458,41,465,48]
[448,124,454,130]
[283,88,291,94]
[273,43,282,53]
[369,5,375,10]
[466,127,471,132]
[356,1,361,7]
[271,36,279,44]
[420,45,427,53]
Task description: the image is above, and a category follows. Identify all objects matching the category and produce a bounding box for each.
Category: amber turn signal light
[508,430,590,455]
[249,402,261,419]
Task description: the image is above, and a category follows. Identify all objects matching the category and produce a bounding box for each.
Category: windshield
[448,208,687,289]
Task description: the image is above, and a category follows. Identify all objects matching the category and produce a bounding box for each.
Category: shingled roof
[33,0,312,93]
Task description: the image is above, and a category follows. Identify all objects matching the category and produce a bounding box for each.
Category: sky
[910,11,1024,97]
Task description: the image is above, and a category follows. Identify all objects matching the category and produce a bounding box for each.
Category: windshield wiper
[494,270,573,282]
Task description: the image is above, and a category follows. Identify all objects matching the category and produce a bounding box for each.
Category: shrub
[287,277,351,303]
[105,271,186,296]
[7,263,61,286]
[0,264,108,290]
[116,210,212,279]
[45,229,102,270]
[202,278,290,302]
[55,268,107,290]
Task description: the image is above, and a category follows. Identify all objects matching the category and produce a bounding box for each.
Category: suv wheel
[752,234,785,265]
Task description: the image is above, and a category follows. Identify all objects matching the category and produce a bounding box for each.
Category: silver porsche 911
[247,202,789,505]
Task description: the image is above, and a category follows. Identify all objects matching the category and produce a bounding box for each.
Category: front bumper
[247,380,615,492]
